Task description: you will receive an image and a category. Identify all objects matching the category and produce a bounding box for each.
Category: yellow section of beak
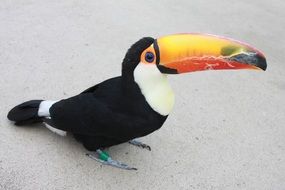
[156,33,266,73]
[158,33,249,62]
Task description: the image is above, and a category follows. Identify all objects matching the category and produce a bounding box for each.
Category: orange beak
[153,33,267,74]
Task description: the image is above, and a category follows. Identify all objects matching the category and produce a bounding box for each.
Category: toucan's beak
[154,33,267,74]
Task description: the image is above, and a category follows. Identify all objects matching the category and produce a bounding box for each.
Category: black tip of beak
[256,54,267,71]
[229,53,267,71]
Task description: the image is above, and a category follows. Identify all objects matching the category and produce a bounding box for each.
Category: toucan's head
[122,33,266,77]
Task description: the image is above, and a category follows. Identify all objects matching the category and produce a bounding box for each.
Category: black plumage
[49,76,167,150]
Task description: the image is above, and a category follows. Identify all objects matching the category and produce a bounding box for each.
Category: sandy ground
[0,0,285,189]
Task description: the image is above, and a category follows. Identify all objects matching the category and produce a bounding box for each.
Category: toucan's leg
[129,139,151,151]
[86,149,137,170]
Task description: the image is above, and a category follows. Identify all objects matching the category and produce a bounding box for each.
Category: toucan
[7,33,267,170]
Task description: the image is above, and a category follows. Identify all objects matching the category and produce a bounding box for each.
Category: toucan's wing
[49,93,152,141]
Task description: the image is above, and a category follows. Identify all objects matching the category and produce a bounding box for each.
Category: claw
[86,150,137,170]
[129,139,151,151]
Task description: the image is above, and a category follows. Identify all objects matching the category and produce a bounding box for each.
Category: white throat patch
[134,63,175,116]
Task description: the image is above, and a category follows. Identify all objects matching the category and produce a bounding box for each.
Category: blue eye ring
[145,52,155,63]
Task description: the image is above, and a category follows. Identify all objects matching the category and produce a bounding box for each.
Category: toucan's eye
[145,52,155,63]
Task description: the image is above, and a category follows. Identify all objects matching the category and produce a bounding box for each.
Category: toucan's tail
[7,100,44,126]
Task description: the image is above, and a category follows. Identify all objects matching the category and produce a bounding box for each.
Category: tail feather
[7,100,44,126]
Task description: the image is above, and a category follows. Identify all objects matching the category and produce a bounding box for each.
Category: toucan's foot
[129,139,151,151]
[86,149,137,170]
